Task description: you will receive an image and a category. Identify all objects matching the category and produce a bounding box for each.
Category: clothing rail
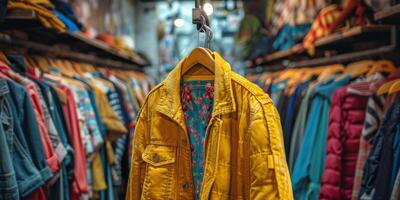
[0,33,143,71]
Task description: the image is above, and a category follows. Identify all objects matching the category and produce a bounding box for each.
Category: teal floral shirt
[181,80,214,199]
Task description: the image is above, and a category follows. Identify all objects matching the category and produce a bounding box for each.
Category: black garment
[373,96,400,200]
[283,82,309,157]
[360,95,400,199]
[277,92,289,127]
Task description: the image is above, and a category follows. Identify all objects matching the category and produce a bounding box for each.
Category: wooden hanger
[46,58,72,77]
[51,59,71,77]
[60,60,80,77]
[287,69,305,87]
[96,67,110,76]
[299,67,325,83]
[377,68,400,95]
[63,76,89,90]
[317,64,345,82]
[388,79,400,95]
[70,62,85,75]
[367,60,396,77]
[31,56,50,72]
[347,60,375,78]
[0,52,11,66]
[113,69,129,81]
[86,64,96,73]
[274,69,296,84]
[181,47,215,80]
[23,56,40,75]
[377,79,398,96]
[336,60,375,80]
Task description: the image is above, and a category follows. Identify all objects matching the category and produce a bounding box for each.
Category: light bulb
[203,2,214,16]
[174,18,185,28]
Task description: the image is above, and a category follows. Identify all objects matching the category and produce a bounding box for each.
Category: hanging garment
[351,78,387,200]
[283,81,309,158]
[292,76,350,200]
[319,83,369,200]
[288,82,318,171]
[126,53,293,200]
[0,54,153,200]
[0,92,19,200]
[391,149,400,200]
[2,78,52,197]
[371,97,400,200]
[359,95,400,199]
[0,64,60,173]
[0,125,18,200]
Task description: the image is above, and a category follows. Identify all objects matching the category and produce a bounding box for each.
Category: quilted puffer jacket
[126,52,293,200]
[319,85,369,200]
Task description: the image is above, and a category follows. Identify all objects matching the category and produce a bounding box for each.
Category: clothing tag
[55,143,68,162]
[34,67,42,78]
[0,78,9,95]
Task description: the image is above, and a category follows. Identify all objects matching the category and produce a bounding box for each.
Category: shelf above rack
[314,25,390,46]
[0,33,143,71]
[0,9,149,68]
[375,4,400,24]
[255,44,303,65]
[252,24,392,66]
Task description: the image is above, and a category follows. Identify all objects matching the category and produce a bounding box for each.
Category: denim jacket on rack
[0,95,18,200]
[1,78,52,198]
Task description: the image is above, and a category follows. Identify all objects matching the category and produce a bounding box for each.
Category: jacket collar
[155,52,236,128]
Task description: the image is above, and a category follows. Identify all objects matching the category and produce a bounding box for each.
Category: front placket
[200,117,223,200]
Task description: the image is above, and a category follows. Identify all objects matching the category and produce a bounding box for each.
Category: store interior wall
[134,2,159,69]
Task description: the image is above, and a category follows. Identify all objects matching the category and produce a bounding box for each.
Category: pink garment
[58,85,89,199]
[319,84,369,200]
[23,187,47,200]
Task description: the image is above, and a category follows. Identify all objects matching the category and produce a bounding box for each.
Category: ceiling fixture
[203,2,214,16]
[174,18,185,27]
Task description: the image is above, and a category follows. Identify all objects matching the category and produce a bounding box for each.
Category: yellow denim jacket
[126,53,293,200]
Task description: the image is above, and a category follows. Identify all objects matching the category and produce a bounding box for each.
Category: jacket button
[182,139,187,145]
[152,154,160,163]
[182,182,190,191]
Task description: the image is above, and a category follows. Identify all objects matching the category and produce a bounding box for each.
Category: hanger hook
[199,15,213,48]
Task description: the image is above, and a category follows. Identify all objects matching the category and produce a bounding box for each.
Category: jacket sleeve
[247,97,293,200]
[319,89,343,200]
[126,102,148,200]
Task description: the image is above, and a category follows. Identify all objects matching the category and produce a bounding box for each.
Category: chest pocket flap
[142,145,176,167]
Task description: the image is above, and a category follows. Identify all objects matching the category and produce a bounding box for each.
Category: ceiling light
[174,18,185,28]
[203,2,214,16]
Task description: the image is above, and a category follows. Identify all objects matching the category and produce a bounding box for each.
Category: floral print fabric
[181,80,214,199]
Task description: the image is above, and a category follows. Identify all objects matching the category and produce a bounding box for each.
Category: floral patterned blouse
[181,80,214,199]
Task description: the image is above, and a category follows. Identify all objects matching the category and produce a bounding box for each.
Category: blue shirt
[292,76,350,200]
